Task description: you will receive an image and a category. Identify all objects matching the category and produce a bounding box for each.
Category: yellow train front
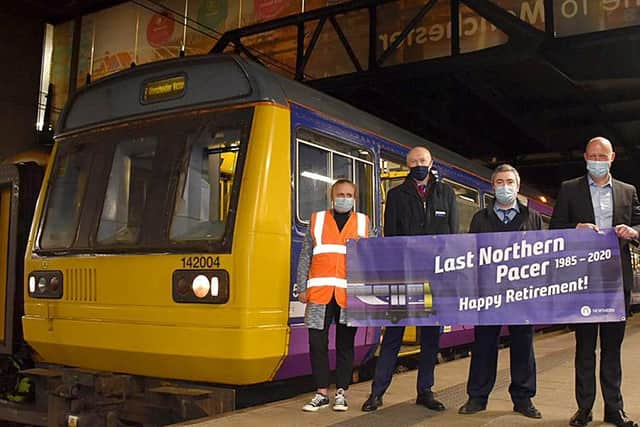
[24,55,298,386]
[22,54,389,391]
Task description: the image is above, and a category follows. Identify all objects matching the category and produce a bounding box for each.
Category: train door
[0,165,17,354]
[0,163,44,355]
[379,153,420,346]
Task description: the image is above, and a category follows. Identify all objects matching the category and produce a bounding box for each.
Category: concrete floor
[177,316,640,427]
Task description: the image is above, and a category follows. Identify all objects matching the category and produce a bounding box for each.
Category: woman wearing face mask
[297,179,373,413]
[459,164,544,419]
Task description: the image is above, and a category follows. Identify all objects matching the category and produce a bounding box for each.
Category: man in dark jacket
[551,137,640,427]
[458,164,542,419]
[362,146,458,412]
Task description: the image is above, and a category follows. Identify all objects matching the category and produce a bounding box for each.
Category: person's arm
[447,185,459,234]
[383,190,399,237]
[632,188,640,234]
[615,187,640,240]
[550,182,575,229]
[469,210,481,234]
[296,228,314,303]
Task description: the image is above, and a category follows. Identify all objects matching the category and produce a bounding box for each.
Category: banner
[346,228,625,326]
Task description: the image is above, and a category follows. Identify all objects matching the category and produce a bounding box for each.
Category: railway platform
[176,315,640,427]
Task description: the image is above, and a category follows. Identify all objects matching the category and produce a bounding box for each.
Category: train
[0,54,562,425]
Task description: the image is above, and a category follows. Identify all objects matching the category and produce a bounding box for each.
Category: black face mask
[409,165,430,181]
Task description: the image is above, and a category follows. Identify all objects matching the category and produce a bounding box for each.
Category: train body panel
[23,104,293,385]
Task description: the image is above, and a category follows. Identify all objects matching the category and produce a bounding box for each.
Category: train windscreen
[39,107,253,252]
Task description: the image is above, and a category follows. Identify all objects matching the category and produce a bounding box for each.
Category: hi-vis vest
[307,210,369,307]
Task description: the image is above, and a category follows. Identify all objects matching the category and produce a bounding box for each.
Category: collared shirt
[588,175,613,229]
[413,177,431,200]
[493,201,520,224]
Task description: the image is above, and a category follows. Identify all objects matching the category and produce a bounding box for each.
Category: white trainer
[333,388,348,411]
[302,393,330,412]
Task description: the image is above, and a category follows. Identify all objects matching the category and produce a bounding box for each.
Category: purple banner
[346,228,625,326]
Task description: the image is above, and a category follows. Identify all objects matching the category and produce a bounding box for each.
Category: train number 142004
[180,256,220,269]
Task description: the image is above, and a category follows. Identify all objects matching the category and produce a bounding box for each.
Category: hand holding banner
[346,228,625,326]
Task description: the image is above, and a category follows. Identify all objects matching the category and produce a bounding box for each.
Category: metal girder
[459,0,546,46]
[376,0,440,67]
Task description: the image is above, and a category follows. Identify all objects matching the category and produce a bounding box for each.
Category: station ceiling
[311,28,640,197]
[12,0,640,197]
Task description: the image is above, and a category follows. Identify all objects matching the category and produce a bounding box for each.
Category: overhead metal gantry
[209,0,640,194]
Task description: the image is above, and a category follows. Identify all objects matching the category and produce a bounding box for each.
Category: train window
[40,143,93,248]
[356,161,374,218]
[97,138,158,244]
[443,178,480,233]
[541,215,551,230]
[298,143,331,220]
[170,128,242,241]
[483,193,495,208]
[296,129,374,223]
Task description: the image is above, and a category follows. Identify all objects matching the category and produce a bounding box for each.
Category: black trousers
[467,325,536,405]
[574,321,626,412]
[308,298,357,390]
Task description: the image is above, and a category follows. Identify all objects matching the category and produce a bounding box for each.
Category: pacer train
[0,54,586,425]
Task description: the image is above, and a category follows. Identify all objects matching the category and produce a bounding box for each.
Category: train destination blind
[346,228,625,326]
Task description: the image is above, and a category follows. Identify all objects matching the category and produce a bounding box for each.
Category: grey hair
[491,164,520,187]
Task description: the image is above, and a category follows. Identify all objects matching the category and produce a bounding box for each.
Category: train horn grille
[64,268,97,302]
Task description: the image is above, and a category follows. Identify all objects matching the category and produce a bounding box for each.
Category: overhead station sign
[346,228,626,326]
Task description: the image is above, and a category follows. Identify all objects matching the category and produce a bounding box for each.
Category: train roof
[59,55,484,170]
[57,54,547,199]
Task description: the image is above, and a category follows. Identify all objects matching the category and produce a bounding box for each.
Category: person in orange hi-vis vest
[297,178,374,413]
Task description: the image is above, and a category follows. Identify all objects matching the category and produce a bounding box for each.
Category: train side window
[97,138,158,244]
[40,143,93,248]
[483,193,495,209]
[298,143,331,220]
[443,178,480,233]
[541,215,551,230]
[296,129,374,223]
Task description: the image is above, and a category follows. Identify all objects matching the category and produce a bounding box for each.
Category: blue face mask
[333,197,354,213]
[494,185,517,205]
[409,165,430,181]
[586,160,610,178]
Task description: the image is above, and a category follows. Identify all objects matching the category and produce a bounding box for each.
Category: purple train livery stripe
[345,228,625,327]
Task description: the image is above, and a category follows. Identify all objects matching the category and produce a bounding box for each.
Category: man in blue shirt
[551,137,640,427]
[458,164,543,419]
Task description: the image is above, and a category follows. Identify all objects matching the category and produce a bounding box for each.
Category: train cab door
[0,163,44,354]
[0,165,21,354]
[380,153,419,347]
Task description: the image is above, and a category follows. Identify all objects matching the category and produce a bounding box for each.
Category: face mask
[494,185,517,205]
[333,197,354,213]
[409,165,430,181]
[586,160,610,178]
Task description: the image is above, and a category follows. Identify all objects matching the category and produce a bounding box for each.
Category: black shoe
[570,408,593,427]
[361,394,383,412]
[604,409,639,427]
[416,391,446,411]
[458,399,487,415]
[513,401,542,419]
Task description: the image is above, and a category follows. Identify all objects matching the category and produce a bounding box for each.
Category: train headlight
[172,270,229,304]
[27,271,63,299]
[192,275,210,298]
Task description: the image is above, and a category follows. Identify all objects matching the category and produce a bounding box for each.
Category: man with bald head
[551,137,640,427]
[362,146,458,412]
